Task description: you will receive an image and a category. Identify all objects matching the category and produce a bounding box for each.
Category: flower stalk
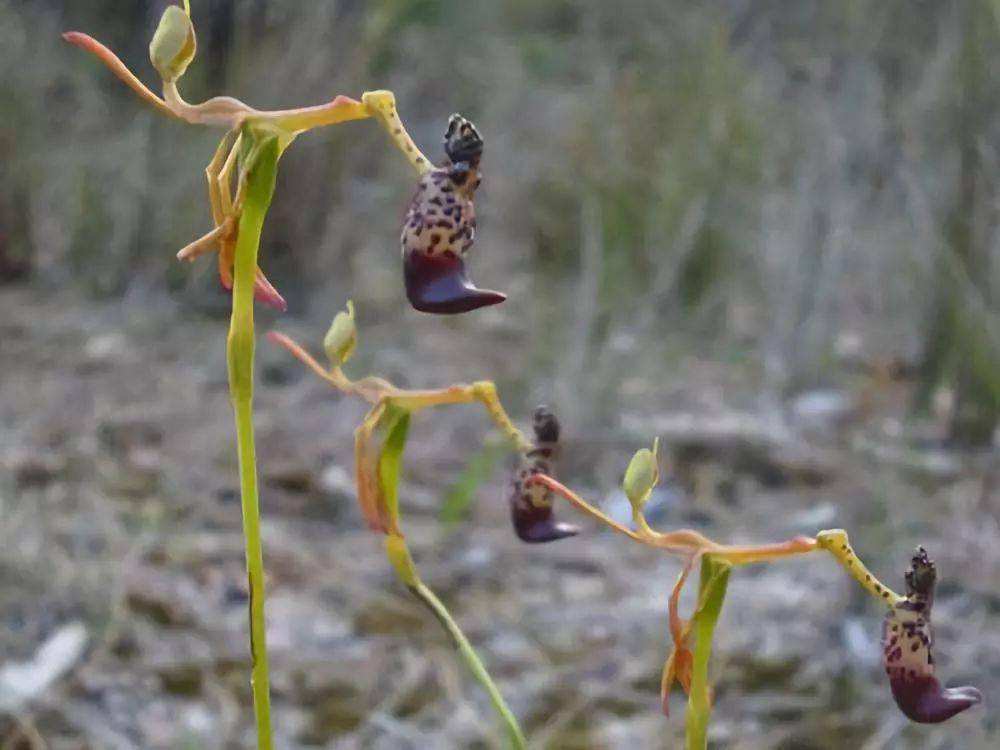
[226,130,279,748]
[64,4,449,747]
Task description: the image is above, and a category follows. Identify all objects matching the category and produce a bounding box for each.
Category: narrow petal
[660,646,696,716]
[218,240,235,290]
[262,95,370,133]
[253,268,287,311]
[215,254,286,312]
[355,405,389,534]
[662,555,698,715]
[176,219,234,261]
[62,32,177,119]
[660,651,678,716]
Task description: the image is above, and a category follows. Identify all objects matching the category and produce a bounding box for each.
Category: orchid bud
[882,547,982,723]
[508,406,579,543]
[623,437,660,514]
[401,115,506,314]
[323,301,357,368]
[149,5,196,83]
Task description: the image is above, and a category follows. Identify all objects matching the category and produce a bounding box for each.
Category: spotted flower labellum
[882,547,982,723]
[401,115,506,314]
[508,406,579,543]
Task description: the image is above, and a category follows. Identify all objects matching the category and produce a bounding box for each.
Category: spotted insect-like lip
[404,252,506,314]
[882,547,982,723]
[508,406,579,543]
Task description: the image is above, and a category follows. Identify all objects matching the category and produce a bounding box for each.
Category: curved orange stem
[62,32,177,119]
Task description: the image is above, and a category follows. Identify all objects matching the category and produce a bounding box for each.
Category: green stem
[408,581,527,750]
[379,413,524,749]
[228,132,280,749]
[685,556,731,750]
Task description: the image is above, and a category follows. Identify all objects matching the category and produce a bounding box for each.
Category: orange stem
[62,32,177,119]
[526,474,819,564]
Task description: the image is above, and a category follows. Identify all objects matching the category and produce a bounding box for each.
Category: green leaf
[149,5,196,82]
[377,405,411,530]
[440,442,503,526]
[685,555,731,750]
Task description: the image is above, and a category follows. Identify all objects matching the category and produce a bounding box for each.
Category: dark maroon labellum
[404,252,506,314]
[882,547,982,723]
[508,406,579,543]
[889,677,983,724]
[400,114,506,315]
[511,499,579,543]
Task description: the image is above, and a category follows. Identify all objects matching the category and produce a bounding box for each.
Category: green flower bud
[623,437,660,513]
[323,300,357,368]
[149,5,196,83]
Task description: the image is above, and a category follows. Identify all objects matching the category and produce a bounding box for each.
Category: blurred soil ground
[1,285,998,749]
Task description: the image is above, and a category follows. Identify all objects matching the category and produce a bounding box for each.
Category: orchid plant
[65,3,501,747]
[272,311,983,748]
[67,3,982,748]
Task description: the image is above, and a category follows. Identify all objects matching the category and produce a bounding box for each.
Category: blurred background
[2,0,999,747]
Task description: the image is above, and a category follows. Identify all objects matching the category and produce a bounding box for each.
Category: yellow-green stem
[227,134,279,749]
[817,529,903,606]
[409,580,528,750]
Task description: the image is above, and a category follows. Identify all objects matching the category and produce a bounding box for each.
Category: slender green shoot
[409,580,528,750]
[376,407,527,749]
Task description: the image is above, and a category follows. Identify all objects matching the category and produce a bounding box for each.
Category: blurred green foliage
[439,442,504,526]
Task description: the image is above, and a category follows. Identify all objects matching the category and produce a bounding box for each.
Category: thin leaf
[685,555,731,750]
[440,442,503,526]
[377,405,411,532]
[62,32,176,118]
